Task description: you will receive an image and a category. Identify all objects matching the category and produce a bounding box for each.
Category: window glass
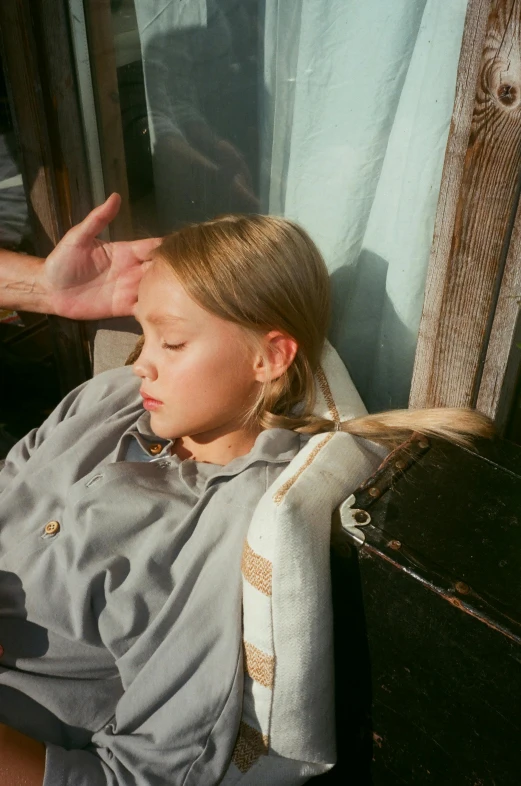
[79,0,468,410]
[109,0,260,236]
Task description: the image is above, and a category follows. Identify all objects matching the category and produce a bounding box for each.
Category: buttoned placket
[118,409,175,465]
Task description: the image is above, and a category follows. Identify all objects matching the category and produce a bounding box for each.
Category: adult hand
[45,193,160,320]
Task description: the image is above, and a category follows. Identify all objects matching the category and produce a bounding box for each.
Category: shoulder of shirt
[65,365,140,414]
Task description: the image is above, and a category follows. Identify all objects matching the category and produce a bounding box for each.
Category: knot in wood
[497,83,517,106]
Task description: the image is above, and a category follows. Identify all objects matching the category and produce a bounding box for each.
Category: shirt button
[148,443,163,455]
[44,520,60,535]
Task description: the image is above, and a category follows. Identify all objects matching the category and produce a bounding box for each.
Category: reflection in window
[112,0,259,235]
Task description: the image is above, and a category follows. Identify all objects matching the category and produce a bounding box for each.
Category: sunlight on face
[132,262,260,444]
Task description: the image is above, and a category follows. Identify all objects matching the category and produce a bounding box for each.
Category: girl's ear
[253,330,298,382]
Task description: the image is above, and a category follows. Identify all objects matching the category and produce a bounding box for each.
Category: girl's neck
[173,425,262,466]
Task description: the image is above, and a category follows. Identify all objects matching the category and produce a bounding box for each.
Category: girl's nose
[132,348,158,381]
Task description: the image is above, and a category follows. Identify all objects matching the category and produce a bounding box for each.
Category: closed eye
[161,341,186,351]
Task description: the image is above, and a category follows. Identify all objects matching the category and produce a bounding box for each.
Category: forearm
[0,723,45,786]
[0,248,52,314]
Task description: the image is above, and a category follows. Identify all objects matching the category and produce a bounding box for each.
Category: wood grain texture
[83,0,133,241]
[410,0,521,412]
[476,192,521,424]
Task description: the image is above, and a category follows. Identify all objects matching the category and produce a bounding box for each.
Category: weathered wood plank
[476,193,521,425]
[409,0,521,413]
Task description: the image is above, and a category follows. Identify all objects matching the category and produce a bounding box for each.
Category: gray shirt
[0,366,303,785]
[122,426,221,494]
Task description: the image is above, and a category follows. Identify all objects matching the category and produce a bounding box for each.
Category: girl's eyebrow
[133,310,186,325]
[147,314,186,325]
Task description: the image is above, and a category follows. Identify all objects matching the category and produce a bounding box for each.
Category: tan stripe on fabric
[241,541,272,596]
[316,364,340,424]
[273,432,334,505]
[231,722,269,773]
[243,640,274,689]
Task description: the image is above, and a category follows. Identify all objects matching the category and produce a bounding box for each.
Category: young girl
[0,214,492,785]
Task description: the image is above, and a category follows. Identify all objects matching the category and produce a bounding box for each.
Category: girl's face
[132,262,262,445]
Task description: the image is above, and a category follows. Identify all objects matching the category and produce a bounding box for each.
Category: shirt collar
[200,428,304,491]
[123,409,303,479]
[218,428,303,475]
[114,410,170,462]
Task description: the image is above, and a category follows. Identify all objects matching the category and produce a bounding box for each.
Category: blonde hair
[128,214,493,449]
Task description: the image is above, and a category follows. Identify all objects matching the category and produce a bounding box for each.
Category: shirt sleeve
[0,368,133,492]
[0,381,89,492]
[43,644,243,786]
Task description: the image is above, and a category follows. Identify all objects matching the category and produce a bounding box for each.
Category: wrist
[34,256,55,315]
[26,256,53,313]
[0,252,52,314]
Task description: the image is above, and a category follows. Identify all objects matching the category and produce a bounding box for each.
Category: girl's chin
[149,413,177,438]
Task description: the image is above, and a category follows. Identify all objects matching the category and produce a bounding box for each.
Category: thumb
[68,193,121,244]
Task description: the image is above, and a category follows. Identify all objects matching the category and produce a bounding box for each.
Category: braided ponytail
[262,406,493,449]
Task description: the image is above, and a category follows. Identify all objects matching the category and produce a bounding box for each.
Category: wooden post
[410,0,521,423]
[476,194,521,427]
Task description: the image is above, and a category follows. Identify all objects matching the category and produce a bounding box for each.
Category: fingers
[130,237,162,261]
[68,193,122,244]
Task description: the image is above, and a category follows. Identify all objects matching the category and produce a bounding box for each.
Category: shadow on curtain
[262,0,468,411]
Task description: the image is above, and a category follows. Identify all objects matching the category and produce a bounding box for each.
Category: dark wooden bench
[319,436,521,786]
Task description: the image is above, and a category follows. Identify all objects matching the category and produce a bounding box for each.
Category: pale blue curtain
[261,0,468,410]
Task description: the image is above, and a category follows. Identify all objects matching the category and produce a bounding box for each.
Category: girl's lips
[140,391,163,411]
